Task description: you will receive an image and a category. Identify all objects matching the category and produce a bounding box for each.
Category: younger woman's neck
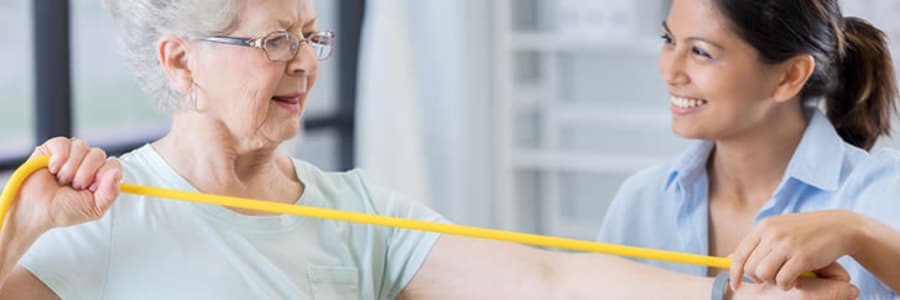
[708,105,808,205]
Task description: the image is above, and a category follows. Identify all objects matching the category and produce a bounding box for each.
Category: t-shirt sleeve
[353,172,448,299]
[18,201,114,300]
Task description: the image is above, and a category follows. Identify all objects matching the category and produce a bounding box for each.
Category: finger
[849,285,860,300]
[730,233,761,290]
[814,262,850,282]
[753,248,788,288]
[743,239,775,284]
[33,137,72,174]
[775,258,804,290]
[71,148,107,191]
[827,282,860,300]
[57,138,89,185]
[92,159,122,212]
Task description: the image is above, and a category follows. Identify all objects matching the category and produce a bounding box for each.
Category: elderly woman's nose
[286,47,318,76]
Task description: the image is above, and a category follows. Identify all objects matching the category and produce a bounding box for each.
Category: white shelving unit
[493,0,686,239]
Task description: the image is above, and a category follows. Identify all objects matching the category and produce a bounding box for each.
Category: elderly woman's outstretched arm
[398,235,861,300]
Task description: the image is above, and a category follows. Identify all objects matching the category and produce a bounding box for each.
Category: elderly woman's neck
[154,114,289,186]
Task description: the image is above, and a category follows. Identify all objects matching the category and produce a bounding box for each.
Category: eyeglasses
[200,30,335,62]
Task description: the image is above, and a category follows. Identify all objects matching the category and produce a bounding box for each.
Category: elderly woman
[0,0,860,299]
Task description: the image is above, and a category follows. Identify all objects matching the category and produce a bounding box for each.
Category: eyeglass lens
[263,31,334,61]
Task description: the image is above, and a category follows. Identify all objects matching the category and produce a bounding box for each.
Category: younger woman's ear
[771,54,816,103]
[157,35,193,95]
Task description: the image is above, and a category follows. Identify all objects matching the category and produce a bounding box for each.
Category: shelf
[509,33,661,54]
[511,150,669,173]
[511,101,672,126]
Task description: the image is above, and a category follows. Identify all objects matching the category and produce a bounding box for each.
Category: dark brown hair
[713,0,898,150]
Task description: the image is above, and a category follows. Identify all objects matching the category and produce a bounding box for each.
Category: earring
[190,83,205,112]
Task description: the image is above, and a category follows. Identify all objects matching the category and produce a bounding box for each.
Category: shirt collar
[781,108,846,191]
[665,140,714,191]
[665,108,847,192]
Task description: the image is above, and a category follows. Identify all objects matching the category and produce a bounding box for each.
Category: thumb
[92,165,121,213]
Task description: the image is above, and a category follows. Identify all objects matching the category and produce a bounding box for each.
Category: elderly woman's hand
[731,271,859,300]
[14,137,122,235]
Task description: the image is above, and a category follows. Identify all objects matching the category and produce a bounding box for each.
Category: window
[0,0,34,166]
[70,1,168,147]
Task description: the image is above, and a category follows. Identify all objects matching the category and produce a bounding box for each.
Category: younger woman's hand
[728,210,864,290]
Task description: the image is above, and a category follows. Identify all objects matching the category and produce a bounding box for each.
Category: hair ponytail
[825,17,898,150]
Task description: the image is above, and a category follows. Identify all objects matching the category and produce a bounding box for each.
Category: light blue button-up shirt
[598,109,898,299]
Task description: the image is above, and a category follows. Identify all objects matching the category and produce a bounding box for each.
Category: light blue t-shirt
[598,109,898,299]
[20,145,445,300]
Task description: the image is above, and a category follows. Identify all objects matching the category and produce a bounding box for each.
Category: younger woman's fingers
[730,234,761,290]
[752,249,788,285]
[742,239,776,284]
[775,258,805,290]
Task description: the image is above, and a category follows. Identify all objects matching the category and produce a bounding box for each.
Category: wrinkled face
[660,0,784,140]
[190,0,319,147]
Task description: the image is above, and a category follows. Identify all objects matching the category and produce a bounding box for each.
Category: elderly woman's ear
[157,35,194,96]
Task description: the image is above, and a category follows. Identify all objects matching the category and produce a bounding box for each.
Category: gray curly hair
[103,0,242,113]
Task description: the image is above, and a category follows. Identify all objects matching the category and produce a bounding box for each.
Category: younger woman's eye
[692,46,714,59]
[660,33,674,45]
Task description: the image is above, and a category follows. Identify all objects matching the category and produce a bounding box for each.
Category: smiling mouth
[271,92,304,113]
[271,95,300,104]
[671,96,708,109]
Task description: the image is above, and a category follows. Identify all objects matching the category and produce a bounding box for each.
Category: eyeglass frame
[199,30,335,62]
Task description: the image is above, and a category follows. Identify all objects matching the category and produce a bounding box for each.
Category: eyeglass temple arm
[202,36,258,47]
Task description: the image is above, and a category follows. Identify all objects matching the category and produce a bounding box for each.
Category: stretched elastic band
[0,156,817,277]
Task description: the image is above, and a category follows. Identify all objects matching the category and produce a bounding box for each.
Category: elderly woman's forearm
[0,221,46,292]
[548,252,712,299]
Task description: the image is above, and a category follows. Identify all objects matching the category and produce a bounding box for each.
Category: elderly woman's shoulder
[289,157,443,221]
[290,158,370,191]
[294,158,408,202]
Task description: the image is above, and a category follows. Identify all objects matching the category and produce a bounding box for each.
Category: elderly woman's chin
[273,119,303,142]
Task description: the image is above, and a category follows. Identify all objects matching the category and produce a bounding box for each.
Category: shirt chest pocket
[307,265,361,300]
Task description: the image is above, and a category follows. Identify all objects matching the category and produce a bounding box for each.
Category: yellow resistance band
[1,156,815,277]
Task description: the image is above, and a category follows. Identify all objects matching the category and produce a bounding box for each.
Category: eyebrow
[662,21,725,50]
[303,16,319,27]
[275,15,320,29]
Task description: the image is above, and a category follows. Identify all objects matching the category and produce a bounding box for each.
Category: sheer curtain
[355,0,495,225]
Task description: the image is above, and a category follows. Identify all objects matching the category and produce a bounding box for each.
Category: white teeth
[671,96,707,109]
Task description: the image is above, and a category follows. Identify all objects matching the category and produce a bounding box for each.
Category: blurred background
[2,0,900,240]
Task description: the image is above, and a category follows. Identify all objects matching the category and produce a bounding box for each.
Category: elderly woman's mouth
[271,92,303,112]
